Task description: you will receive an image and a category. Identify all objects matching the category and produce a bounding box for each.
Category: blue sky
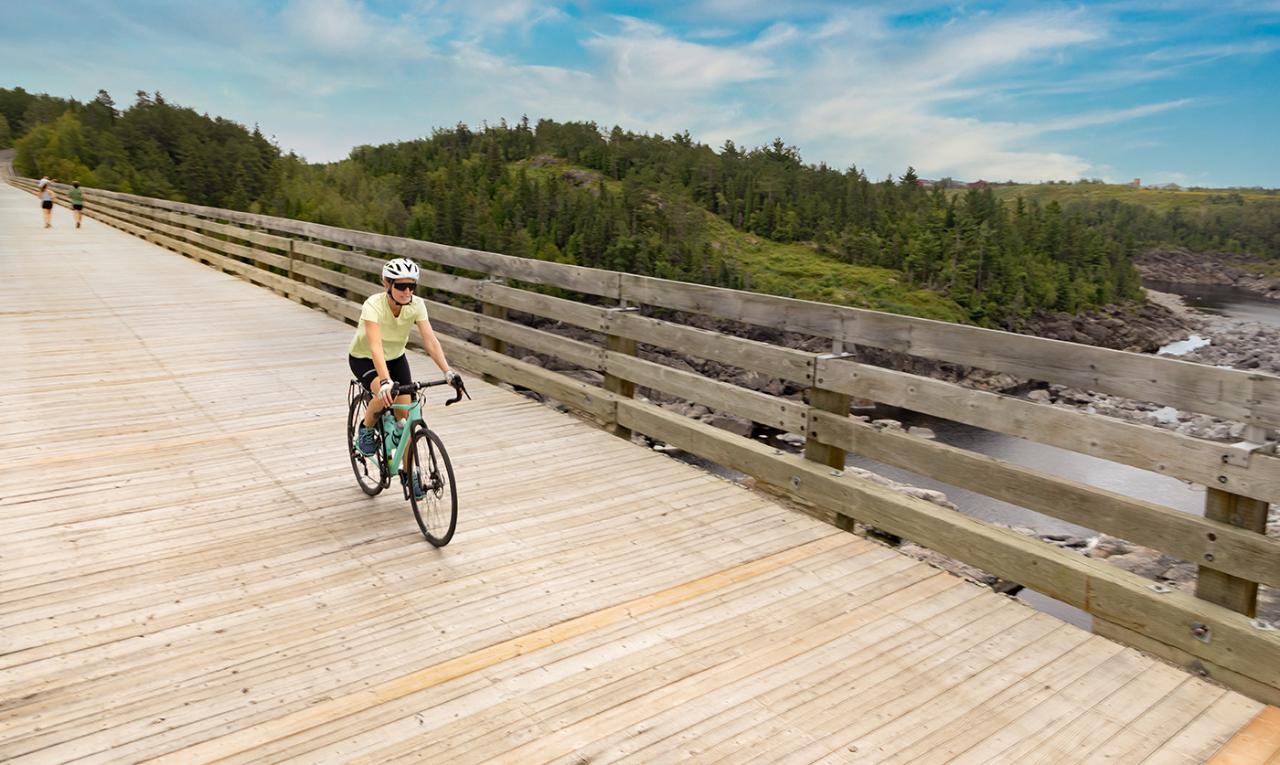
[3,1,1278,186]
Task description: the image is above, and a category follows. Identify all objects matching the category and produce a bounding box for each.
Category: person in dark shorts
[38,177,56,228]
[348,257,460,456]
[69,182,84,228]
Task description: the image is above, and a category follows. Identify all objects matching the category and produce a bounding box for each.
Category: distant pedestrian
[38,177,56,228]
[69,181,84,228]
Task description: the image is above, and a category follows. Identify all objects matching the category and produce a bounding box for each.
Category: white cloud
[282,0,430,60]
[584,17,777,94]
[1145,38,1280,62]
[1038,100,1193,133]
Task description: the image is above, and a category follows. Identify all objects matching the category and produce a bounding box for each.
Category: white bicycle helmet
[382,258,420,281]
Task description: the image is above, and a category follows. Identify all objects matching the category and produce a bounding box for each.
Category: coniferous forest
[5,87,1278,327]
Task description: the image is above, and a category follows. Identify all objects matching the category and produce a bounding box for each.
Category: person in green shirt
[68,182,84,229]
[348,257,461,457]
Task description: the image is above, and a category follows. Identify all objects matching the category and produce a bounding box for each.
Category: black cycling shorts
[349,353,412,391]
[72,204,84,211]
[41,200,53,209]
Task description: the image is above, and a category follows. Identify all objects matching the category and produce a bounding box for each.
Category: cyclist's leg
[349,356,382,425]
[386,355,413,425]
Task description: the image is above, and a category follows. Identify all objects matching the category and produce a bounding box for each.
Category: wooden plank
[421,269,484,299]
[615,401,1280,691]
[400,240,622,298]
[809,409,1280,589]
[1144,693,1267,765]
[88,198,293,275]
[1207,706,1280,764]
[291,240,386,275]
[437,337,618,420]
[620,273,843,337]
[1094,619,1280,708]
[143,536,845,764]
[474,310,604,371]
[291,259,379,296]
[603,351,806,433]
[607,310,815,384]
[814,355,1280,506]
[1197,488,1271,616]
[478,281,607,329]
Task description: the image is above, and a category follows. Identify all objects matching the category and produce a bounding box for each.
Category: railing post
[478,278,508,384]
[602,304,639,439]
[286,239,295,282]
[807,349,854,531]
[1195,426,1275,616]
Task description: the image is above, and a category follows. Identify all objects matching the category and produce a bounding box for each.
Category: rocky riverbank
[1137,248,1280,300]
[893,288,1279,623]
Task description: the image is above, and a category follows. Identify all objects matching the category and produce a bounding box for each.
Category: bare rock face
[561,369,604,386]
[1137,248,1280,299]
[1015,300,1195,354]
[703,412,752,437]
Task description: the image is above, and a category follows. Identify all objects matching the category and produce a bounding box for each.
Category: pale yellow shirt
[348,292,428,359]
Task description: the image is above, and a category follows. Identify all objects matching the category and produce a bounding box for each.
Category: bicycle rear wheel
[406,424,458,546]
[347,391,386,495]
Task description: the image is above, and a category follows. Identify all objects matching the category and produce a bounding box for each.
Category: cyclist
[349,257,460,458]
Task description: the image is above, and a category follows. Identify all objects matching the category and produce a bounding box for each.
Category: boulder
[704,413,752,437]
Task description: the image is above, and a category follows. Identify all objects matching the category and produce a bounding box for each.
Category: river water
[1144,280,1280,329]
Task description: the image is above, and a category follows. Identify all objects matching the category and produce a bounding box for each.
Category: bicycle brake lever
[445,382,471,406]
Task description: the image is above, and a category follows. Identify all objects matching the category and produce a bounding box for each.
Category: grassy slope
[988,183,1280,276]
[514,159,970,323]
[988,182,1279,213]
[701,216,970,323]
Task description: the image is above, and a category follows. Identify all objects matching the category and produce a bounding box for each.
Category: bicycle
[345,376,470,546]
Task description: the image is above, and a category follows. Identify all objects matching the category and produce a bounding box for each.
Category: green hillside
[989,182,1278,214]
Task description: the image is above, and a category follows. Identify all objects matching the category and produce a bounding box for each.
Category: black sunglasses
[391,282,417,292]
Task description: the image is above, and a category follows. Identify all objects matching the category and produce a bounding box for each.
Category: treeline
[288,119,1146,322]
[2,87,278,210]
[6,87,1276,325]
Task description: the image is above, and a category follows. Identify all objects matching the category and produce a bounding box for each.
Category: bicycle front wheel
[406,424,458,546]
[347,392,386,496]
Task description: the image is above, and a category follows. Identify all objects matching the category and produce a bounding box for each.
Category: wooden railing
[13,175,1280,704]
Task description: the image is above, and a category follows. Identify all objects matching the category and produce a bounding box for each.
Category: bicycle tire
[406,424,458,546]
[347,392,386,496]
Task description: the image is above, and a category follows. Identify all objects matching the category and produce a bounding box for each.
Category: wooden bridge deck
[1,181,1275,764]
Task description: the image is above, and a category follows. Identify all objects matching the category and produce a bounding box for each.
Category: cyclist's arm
[365,320,393,386]
[416,319,451,375]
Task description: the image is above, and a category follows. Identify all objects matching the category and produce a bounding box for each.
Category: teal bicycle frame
[381,399,424,474]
